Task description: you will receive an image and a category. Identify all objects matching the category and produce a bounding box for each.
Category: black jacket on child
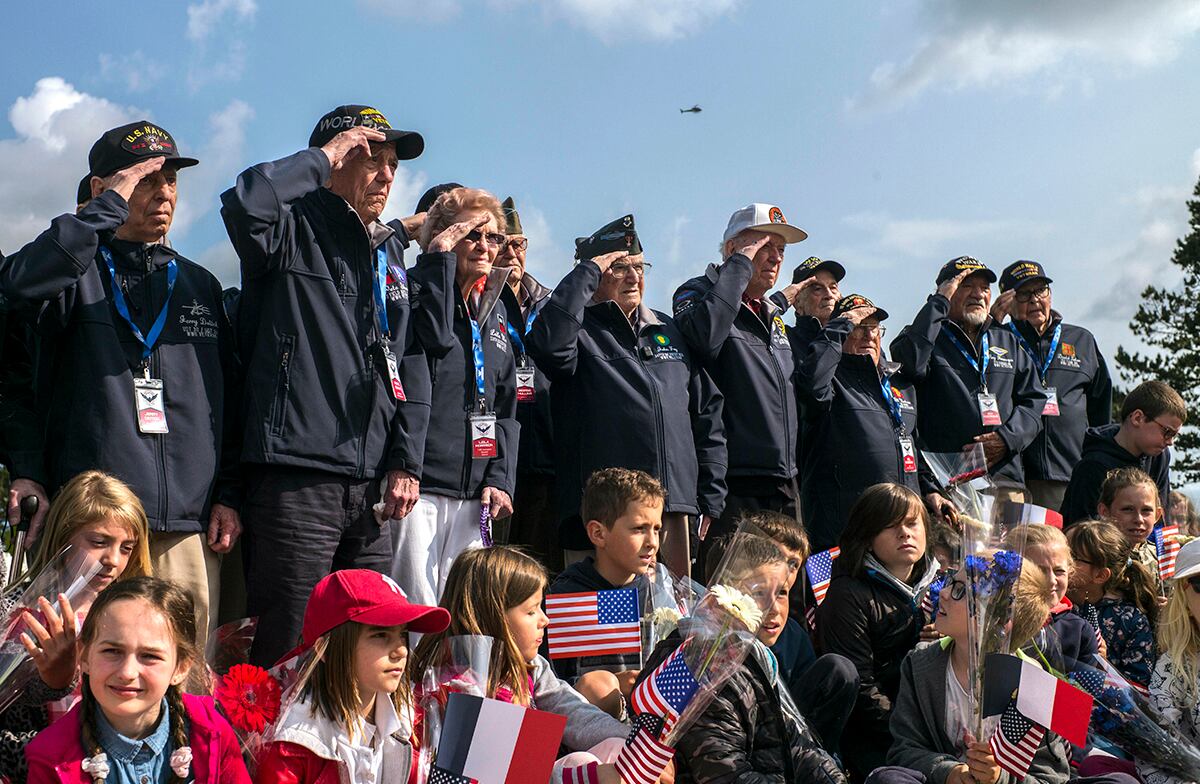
[889,294,1048,485]
[639,632,845,784]
[527,259,728,549]
[544,556,644,684]
[0,190,239,532]
[795,315,937,552]
[1006,315,1112,484]
[815,557,936,779]
[220,148,451,480]
[671,255,799,483]
[1060,422,1172,526]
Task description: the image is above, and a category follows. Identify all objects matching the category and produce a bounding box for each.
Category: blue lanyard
[1007,322,1061,381]
[469,316,488,407]
[100,247,177,363]
[373,248,390,340]
[879,374,905,431]
[945,329,990,390]
[504,306,540,356]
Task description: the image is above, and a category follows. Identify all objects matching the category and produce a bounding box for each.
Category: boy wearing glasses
[1061,380,1187,527]
[992,260,1114,511]
[795,294,939,551]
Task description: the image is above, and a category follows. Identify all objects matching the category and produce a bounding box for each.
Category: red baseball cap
[276,570,450,666]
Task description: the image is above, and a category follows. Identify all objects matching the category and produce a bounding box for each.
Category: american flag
[545,589,641,659]
[1153,523,1181,580]
[615,727,675,784]
[429,767,477,784]
[989,700,1046,779]
[1070,667,1119,697]
[630,645,699,737]
[805,546,841,605]
[1077,602,1104,649]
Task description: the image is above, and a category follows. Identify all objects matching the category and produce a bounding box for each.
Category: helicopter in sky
[679,105,702,114]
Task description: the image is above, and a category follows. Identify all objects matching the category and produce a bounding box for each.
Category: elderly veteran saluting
[990,260,1112,511]
[528,215,728,577]
[672,203,808,555]
[890,257,1048,511]
[221,104,458,666]
[796,294,937,551]
[0,121,238,649]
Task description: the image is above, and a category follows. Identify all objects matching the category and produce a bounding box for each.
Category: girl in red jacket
[24,576,250,784]
[255,569,451,784]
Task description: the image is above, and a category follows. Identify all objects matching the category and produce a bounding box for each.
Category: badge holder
[898,435,918,474]
[383,346,405,401]
[977,391,1001,427]
[1042,386,1060,417]
[515,360,535,403]
[134,366,168,434]
[470,403,498,459]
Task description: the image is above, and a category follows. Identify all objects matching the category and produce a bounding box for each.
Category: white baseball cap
[722,203,808,245]
[1173,538,1200,581]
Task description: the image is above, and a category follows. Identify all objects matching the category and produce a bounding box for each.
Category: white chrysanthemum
[709,584,763,630]
[651,606,682,639]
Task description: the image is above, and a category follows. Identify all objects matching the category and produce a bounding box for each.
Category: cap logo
[121,124,176,156]
[654,334,670,346]
[803,256,822,270]
[768,207,786,224]
[357,107,392,130]
[377,573,406,598]
[1012,262,1039,277]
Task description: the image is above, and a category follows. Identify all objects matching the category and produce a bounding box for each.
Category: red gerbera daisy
[216,663,282,733]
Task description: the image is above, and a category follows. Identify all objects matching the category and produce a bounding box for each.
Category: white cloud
[1192,148,1200,179]
[840,211,1043,259]
[0,78,141,253]
[361,0,740,41]
[852,0,1200,110]
[378,167,431,228]
[170,99,255,240]
[187,0,257,40]
[97,51,161,93]
[515,204,569,286]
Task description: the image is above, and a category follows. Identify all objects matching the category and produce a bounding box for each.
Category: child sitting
[547,468,664,716]
[409,547,648,784]
[25,576,249,784]
[1066,520,1159,687]
[1098,467,1165,590]
[816,483,941,780]
[1061,380,1185,526]
[256,569,452,784]
[1,470,152,782]
[643,531,845,783]
[874,557,1062,784]
[1006,522,1102,671]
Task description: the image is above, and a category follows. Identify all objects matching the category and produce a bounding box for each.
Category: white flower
[170,746,192,778]
[651,606,682,639]
[81,753,110,781]
[709,584,763,631]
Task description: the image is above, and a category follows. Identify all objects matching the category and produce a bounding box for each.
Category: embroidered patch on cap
[358,107,393,129]
[768,207,786,224]
[121,124,177,156]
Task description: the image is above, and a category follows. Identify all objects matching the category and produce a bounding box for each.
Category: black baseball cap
[87,121,199,180]
[575,215,642,261]
[415,182,464,214]
[832,293,889,322]
[76,174,92,206]
[936,256,996,286]
[792,256,846,285]
[309,105,424,160]
[999,260,1053,293]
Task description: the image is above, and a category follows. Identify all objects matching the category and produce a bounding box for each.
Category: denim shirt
[94,698,175,784]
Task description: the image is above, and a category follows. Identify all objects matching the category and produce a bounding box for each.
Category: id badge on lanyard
[515,363,536,403]
[383,347,405,401]
[1042,387,1060,417]
[898,436,917,474]
[134,370,168,434]
[978,393,1001,426]
[470,413,498,458]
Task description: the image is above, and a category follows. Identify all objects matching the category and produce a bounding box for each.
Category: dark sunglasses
[464,229,506,247]
[1187,576,1200,594]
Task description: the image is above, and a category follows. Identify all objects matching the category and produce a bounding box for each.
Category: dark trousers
[242,466,391,667]
[503,470,562,574]
[865,765,1140,784]
[795,654,859,756]
[697,475,796,583]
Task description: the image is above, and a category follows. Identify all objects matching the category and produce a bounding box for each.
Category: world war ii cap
[791,256,847,285]
[502,196,523,235]
[832,293,889,322]
[87,121,199,179]
[722,203,808,244]
[999,260,1053,293]
[575,214,642,261]
[936,256,997,286]
[308,105,424,160]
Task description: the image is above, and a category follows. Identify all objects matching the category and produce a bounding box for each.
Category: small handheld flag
[989,700,1046,779]
[630,645,699,737]
[1153,523,1181,581]
[437,694,566,784]
[998,501,1063,529]
[615,727,675,784]
[805,546,840,605]
[546,589,642,659]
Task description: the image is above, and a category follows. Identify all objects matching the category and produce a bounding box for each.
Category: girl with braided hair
[23,576,249,784]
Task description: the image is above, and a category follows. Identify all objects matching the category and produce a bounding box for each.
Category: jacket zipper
[459,302,473,495]
[144,247,168,529]
[356,235,374,480]
[631,320,669,497]
[271,335,294,438]
[761,309,793,475]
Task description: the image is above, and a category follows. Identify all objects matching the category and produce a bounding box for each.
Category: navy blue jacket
[672,255,798,482]
[0,191,239,532]
[796,316,934,552]
[1060,423,1172,526]
[418,285,519,499]
[504,275,555,476]
[889,294,1048,485]
[527,260,727,547]
[220,149,451,480]
[1006,315,1112,483]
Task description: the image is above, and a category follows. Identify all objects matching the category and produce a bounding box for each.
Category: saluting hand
[428,213,492,254]
[937,269,972,301]
[990,289,1015,324]
[787,276,824,316]
[728,230,772,261]
[320,126,387,171]
[588,250,630,275]
[96,156,166,202]
[840,306,873,326]
[400,211,427,240]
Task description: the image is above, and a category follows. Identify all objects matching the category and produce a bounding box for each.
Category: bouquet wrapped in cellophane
[635,562,704,660]
[413,635,494,783]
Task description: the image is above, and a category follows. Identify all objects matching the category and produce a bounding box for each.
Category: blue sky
[2,0,1199,372]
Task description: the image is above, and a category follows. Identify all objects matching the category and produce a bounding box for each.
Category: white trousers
[390,493,484,606]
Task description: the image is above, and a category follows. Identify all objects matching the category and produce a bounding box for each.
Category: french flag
[998,501,1063,529]
[436,694,567,784]
[982,653,1093,747]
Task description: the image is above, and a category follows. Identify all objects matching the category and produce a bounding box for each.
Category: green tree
[1115,175,1200,481]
